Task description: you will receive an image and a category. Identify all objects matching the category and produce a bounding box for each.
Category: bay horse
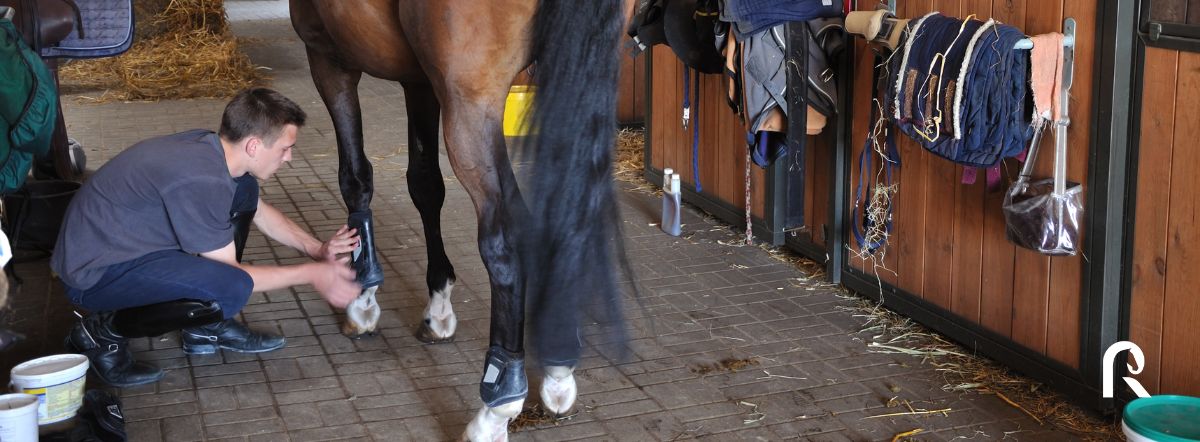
[290,1,630,440]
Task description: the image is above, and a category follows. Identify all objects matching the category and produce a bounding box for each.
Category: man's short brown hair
[219,88,306,145]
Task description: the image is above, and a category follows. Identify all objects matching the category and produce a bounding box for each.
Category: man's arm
[201,242,359,308]
[251,199,359,260]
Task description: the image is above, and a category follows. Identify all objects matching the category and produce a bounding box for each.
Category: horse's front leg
[304,47,383,338]
[401,84,458,343]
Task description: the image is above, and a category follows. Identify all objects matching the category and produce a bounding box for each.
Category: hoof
[463,399,523,442]
[539,366,577,415]
[342,286,380,338]
[414,323,456,344]
[341,324,378,340]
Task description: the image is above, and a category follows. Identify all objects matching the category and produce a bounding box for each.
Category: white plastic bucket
[9,354,89,425]
[0,393,39,442]
[1123,420,1156,442]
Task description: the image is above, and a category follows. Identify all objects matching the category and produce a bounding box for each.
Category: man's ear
[244,136,260,158]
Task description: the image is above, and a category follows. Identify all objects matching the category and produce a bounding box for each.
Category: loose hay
[59,0,265,101]
[613,128,660,195]
[690,357,761,375]
[508,403,577,433]
[838,295,1121,440]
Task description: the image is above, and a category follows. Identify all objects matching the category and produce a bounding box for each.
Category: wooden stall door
[845,0,1096,369]
[1128,22,1200,396]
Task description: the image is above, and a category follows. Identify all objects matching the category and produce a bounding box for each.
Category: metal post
[1081,0,1138,409]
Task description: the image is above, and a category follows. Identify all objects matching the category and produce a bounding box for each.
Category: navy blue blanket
[891,14,1030,168]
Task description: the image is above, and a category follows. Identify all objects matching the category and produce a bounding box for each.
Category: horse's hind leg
[401,83,458,343]
[434,90,531,442]
[303,46,383,337]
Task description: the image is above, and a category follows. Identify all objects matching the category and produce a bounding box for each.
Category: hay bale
[59,0,263,101]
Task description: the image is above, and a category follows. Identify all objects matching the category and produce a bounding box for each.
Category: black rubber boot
[181,319,285,354]
[66,313,164,388]
[348,209,385,288]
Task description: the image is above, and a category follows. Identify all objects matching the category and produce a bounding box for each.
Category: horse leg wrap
[347,209,385,288]
[479,346,527,408]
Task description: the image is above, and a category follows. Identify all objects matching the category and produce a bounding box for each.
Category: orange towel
[1029,33,1065,123]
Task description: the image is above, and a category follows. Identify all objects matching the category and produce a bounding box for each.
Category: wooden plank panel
[918,0,962,311]
[650,47,670,171]
[978,0,1026,339]
[1045,0,1091,369]
[811,132,830,247]
[1008,0,1061,355]
[715,76,734,206]
[617,51,638,123]
[804,131,818,243]
[950,0,994,324]
[698,73,720,196]
[894,0,934,298]
[1129,47,1179,394]
[1160,51,1200,396]
[633,51,647,122]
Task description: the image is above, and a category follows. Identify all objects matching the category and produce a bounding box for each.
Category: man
[52,88,361,387]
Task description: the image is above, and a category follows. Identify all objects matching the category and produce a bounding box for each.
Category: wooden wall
[846,0,1099,369]
[617,51,647,125]
[1128,44,1200,397]
[648,45,834,247]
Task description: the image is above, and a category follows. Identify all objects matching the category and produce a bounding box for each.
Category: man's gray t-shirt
[52,129,238,290]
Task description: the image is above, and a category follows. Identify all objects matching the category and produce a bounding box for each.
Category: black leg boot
[348,209,385,288]
[66,312,164,388]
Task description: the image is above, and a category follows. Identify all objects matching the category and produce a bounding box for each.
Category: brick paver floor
[0,1,1095,440]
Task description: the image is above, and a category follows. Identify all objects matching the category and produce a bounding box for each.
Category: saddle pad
[41,0,132,59]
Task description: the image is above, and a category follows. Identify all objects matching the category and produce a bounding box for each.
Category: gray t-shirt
[51,129,238,290]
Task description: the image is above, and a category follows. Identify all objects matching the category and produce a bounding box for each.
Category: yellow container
[503,86,535,137]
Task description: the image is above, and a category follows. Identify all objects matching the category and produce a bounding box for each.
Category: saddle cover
[889,13,1031,169]
[40,0,132,59]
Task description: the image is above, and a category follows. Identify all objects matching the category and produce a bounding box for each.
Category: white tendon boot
[539,365,577,415]
[341,286,380,338]
[416,282,457,343]
[463,399,523,442]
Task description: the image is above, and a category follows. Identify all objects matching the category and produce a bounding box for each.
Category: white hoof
[463,399,523,442]
[540,366,577,415]
[342,286,380,338]
[421,282,457,340]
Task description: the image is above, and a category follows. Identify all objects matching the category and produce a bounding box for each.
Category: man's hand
[314,225,359,262]
[311,257,360,308]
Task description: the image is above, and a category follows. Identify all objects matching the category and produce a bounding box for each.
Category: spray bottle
[662,171,681,236]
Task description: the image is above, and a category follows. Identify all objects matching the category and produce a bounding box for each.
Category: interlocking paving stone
[0,1,1104,440]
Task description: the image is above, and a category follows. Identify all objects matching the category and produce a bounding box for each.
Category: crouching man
[52,88,361,387]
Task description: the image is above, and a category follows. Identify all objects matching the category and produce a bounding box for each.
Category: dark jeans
[64,175,259,320]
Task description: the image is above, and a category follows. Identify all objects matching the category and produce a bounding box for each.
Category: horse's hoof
[463,400,522,442]
[341,321,378,339]
[415,323,456,344]
[540,366,577,415]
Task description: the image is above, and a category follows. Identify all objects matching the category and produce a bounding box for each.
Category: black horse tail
[522,0,628,366]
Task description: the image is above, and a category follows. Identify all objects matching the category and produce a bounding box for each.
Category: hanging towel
[1028,32,1065,124]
